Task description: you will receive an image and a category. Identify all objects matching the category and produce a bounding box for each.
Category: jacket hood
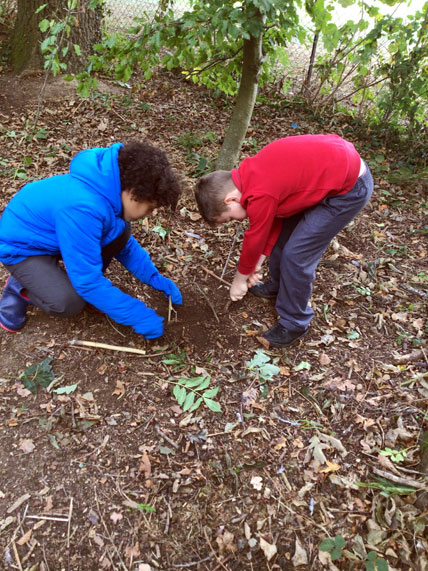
[69,143,124,215]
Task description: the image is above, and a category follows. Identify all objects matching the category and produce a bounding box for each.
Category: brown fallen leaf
[17,529,32,546]
[138,451,151,478]
[260,536,277,561]
[112,380,126,399]
[216,530,237,554]
[110,511,123,524]
[319,460,340,473]
[19,438,35,454]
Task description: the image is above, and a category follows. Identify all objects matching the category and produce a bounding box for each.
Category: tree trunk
[216,26,263,170]
[11,0,102,74]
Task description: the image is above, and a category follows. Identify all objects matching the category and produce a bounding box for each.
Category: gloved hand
[149,273,182,305]
[133,308,165,339]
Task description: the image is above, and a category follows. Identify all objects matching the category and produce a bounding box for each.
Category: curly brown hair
[118,141,181,210]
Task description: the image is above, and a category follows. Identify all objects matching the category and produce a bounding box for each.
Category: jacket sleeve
[237,195,278,274]
[55,206,160,333]
[115,234,160,284]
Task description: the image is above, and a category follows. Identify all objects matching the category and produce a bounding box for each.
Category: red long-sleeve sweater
[231,134,361,275]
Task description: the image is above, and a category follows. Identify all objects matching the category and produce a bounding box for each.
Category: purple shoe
[0,276,30,332]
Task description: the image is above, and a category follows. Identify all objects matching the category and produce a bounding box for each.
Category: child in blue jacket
[0,140,182,338]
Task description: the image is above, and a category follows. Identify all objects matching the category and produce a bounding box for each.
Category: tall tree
[11,0,102,75]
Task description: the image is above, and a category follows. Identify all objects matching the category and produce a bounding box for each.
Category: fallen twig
[399,283,427,298]
[25,515,69,522]
[67,497,73,550]
[221,232,239,279]
[171,555,212,567]
[95,491,129,571]
[201,265,231,287]
[70,339,147,354]
[196,283,220,323]
[393,348,427,364]
[155,425,179,449]
[69,340,170,357]
[372,467,427,489]
[12,541,23,571]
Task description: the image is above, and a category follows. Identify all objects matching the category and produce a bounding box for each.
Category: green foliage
[357,476,417,497]
[136,503,155,513]
[366,551,389,571]
[171,376,222,413]
[319,535,346,561]
[311,3,427,143]
[176,130,216,177]
[19,357,55,394]
[88,0,302,96]
[246,350,280,382]
[379,447,408,463]
[152,222,170,240]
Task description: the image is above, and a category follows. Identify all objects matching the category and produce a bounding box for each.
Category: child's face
[121,190,156,222]
[215,201,247,224]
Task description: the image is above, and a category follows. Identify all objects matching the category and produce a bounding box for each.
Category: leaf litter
[0,70,427,569]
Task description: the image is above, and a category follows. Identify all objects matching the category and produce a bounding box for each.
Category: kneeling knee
[45,295,85,317]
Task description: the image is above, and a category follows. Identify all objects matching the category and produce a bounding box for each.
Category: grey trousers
[3,225,131,318]
[268,166,374,331]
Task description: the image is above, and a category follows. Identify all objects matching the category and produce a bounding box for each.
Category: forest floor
[0,69,427,571]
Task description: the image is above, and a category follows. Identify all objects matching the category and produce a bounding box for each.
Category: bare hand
[247,272,262,287]
[230,271,249,301]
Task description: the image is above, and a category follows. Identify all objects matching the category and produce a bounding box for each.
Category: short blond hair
[194,170,233,223]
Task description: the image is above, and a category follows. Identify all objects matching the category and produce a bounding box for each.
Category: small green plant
[152,222,170,240]
[246,350,280,397]
[137,503,155,513]
[379,447,408,463]
[352,284,372,297]
[19,357,55,394]
[319,535,345,561]
[247,350,280,382]
[176,130,216,177]
[171,376,222,413]
[161,348,188,372]
[365,551,389,571]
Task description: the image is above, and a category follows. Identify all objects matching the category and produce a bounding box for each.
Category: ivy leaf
[20,358,55,393]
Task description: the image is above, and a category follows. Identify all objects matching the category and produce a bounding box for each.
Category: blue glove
[149,273,182,305]
[133,308,164,339]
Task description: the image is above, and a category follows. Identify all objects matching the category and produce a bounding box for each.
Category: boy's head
[118,141,181,216]
[194,170,247,224]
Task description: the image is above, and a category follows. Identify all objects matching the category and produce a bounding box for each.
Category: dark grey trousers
[3,225,131,318]
[268,166,373,331]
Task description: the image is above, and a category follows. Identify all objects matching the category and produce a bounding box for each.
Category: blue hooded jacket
[0,143,165,334]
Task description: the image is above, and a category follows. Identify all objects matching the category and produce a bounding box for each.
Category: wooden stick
[12,541,23,571]
[201,266,231,287]
[372,467,426,489]
[69,339,148,354]
[67,497,73,549]
[196,283,220,323]
[155,425,179,449]
[26,515,69,522]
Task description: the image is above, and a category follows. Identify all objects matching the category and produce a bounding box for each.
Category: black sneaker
[248,281,278,299]
[262,323,308,348]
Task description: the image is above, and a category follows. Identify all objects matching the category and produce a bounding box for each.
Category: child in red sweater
[195,134,373,348]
